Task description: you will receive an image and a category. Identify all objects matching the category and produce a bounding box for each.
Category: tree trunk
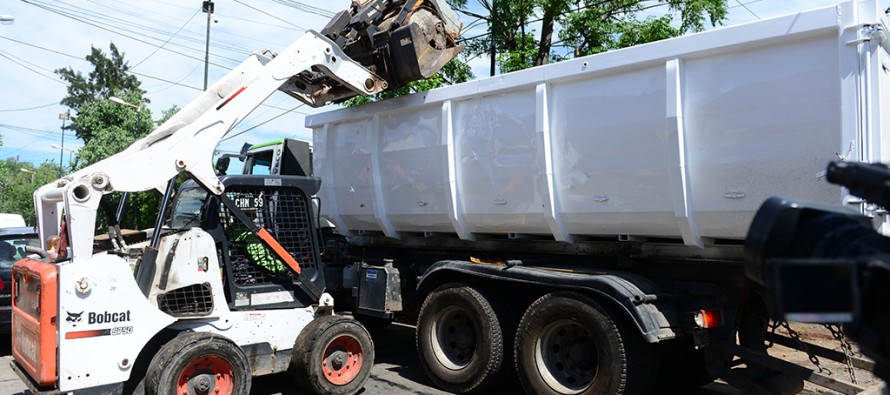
[536,9,556,66]
[535,5,559,66]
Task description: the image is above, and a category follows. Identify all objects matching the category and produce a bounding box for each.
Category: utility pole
[203,1,215,91]
[490,1,496,77]
[58,110,70,175]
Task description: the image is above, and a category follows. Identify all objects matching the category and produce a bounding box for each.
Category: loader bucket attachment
[388,9,464,84]
[282,0,463,106]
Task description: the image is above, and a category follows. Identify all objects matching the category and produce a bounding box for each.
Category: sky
[0,0,887,168]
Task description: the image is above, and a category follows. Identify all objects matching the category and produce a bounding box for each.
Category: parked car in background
[0,227,39,334]
[0,214,25,229]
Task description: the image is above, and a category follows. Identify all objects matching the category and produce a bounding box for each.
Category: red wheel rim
[322,334,364,385]
[177,355,236,395]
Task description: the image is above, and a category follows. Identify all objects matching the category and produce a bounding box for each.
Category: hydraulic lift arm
[31,0,463,259]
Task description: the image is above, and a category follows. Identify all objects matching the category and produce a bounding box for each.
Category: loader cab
[167,175,325,310]
[241,138,313,176]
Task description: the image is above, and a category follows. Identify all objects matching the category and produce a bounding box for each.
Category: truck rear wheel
[144,332,251,395]
[416,283,504,393]
[291,315,374,395]
[515,292,653,395]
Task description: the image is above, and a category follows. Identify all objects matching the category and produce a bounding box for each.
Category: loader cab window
[170,187,208,229]
[244,149,274,175]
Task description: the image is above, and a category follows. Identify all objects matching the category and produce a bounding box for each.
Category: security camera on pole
[203,1,215,91]
[58,110,70,175]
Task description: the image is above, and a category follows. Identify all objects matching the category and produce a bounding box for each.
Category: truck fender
[416,260,678,343]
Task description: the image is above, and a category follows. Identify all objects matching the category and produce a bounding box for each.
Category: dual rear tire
[416,284,506,393]
[417,287,653,395]
[515,292,654,395]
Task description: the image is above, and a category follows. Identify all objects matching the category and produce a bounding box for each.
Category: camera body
[745,161,890,382]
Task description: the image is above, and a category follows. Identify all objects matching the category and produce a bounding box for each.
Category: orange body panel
[11,258,58,387]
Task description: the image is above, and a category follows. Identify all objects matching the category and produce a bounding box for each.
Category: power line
[0,34,308,113]
[233,0,307,31]
[270,0,335,18]
[0,122,62,136]
[222,104,305,142]
[735,0,761,19]
[0,135,55,158]
[69,0,255,60]
[0,103,58,112]
[144,65,201,94]
[20,0,237,70]
[0,36,82,60]
[0,34,205,92]
[0,51,65,84]
[132,9,202,69]
[132,70,202,92]
[10,0,326,94]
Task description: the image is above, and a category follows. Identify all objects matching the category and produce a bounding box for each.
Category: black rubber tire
[416,283,504,393]
[130,379,146,395]
[291,315,374,395]
[515,292,655,395]
[144,332,251,395]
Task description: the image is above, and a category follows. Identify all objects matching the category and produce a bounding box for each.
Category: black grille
[221,188,316,286]
[158,283,214,316]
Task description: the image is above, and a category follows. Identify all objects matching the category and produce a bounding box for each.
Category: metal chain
[766,320,780,348]
[825,324,857,384]
[769,320,831,375]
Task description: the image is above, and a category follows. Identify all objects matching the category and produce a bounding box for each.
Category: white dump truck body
[308,0,890,247]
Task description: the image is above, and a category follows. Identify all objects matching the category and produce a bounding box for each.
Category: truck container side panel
[550,65,677,237]
[328,120,377,231]
[378,106,451,233]
[310,2,889,242]
[453,92,550,234]
[684,34,843,238]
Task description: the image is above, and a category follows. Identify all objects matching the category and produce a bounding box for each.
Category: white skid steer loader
[9,1,461,394]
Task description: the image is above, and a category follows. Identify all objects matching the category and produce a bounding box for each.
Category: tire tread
[416,283,504,393]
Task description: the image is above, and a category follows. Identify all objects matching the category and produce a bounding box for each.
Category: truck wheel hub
[431,305,477,369]
[537,320,597,393]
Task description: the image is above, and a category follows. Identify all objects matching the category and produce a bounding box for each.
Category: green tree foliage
[454,0,727,72]
[72,88,160,231]
[158,105,181,126]
[0,160,62,225]
[106,105,181,231]
[55,43,148,142]
[57,44,160,231]
[72,89,152,169]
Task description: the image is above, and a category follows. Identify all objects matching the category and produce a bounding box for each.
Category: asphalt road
[0,324,744,395]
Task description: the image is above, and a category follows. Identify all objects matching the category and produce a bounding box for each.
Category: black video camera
[745,161,890,382]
